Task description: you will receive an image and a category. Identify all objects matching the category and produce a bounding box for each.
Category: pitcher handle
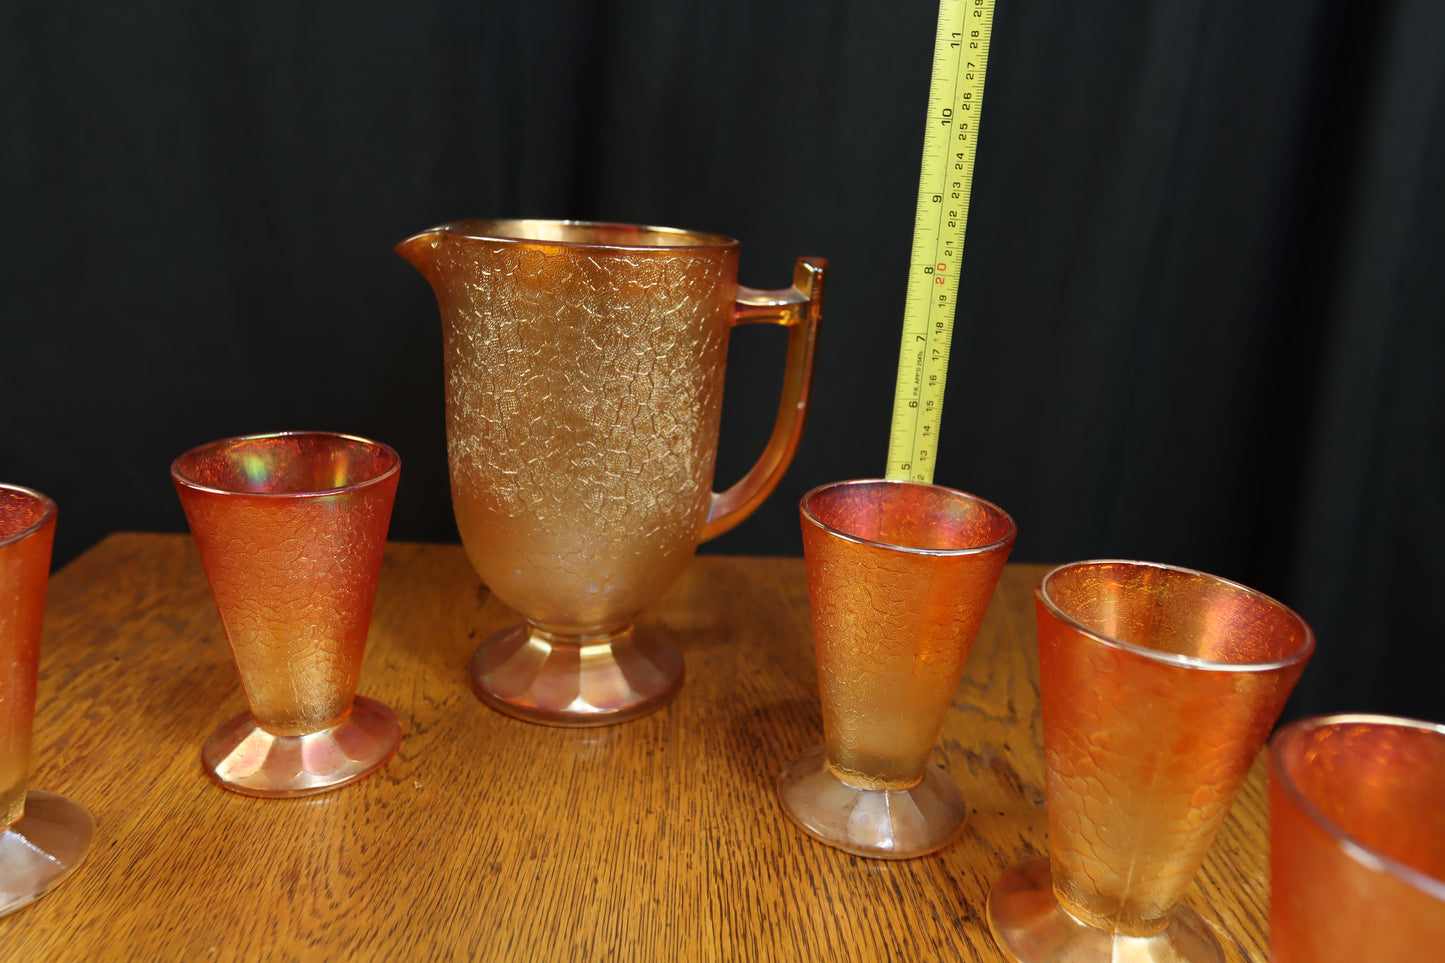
[702,257,827,542]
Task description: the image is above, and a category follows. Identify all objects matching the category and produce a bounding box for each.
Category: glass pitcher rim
[414,219,740,251]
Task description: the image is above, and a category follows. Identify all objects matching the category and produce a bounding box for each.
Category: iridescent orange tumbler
[1269,714,1445,962]
[172,432,403,797]
[777,479,1016,859]
[988,560,1314,963]
[1,485,92,917]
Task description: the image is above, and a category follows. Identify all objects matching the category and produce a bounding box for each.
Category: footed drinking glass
[1,484,92,918]
[987,560,1314,962]
[172,432,403,797]
[777,479,1016,858]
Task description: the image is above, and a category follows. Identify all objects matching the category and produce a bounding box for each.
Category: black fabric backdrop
[2,1,1441,723]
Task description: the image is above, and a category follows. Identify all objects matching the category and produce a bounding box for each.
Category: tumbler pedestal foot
[986,857,1224,963]
[0,790,93,919]
[777,744,968,859]
[203,695,402,798]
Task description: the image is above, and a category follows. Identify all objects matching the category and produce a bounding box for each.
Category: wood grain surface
[1,534,1271,961]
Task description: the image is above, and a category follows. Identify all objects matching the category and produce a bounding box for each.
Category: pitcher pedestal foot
[469,622,684,727]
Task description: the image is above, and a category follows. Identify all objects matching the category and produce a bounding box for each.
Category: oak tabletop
[2,534,1271,961]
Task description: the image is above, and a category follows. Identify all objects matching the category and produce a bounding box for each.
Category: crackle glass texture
[421,224,739,634]
[172,434,399,738]
[0,488,55,827]
[1270,716,1445,962]
[800,481,1015,791]
[1035,561,1312,937]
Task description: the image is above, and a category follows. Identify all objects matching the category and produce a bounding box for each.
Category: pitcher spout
[394,227,451,285]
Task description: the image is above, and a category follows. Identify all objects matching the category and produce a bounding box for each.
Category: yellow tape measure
[885,0,996,484]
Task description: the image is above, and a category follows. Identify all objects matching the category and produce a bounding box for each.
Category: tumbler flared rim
[170,431,400,499]
[0,483,57,548]
[799,478,1017,557]
[1036,559,1315,673]
[1269,713,1445,901]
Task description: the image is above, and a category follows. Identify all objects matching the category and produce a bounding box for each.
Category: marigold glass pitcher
[398,220,825,726]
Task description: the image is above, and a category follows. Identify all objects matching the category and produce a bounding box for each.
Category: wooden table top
[3,533,1271,961]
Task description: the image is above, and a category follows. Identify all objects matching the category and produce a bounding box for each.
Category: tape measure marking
[885,0,996,484]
